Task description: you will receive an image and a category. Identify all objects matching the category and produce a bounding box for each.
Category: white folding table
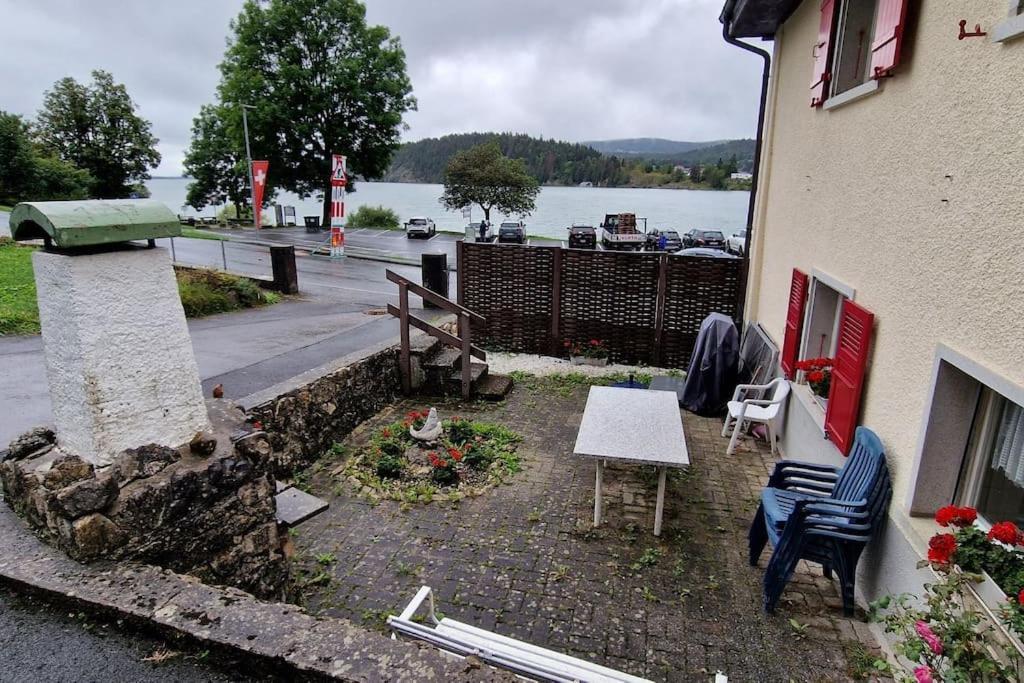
[572,386,689,536]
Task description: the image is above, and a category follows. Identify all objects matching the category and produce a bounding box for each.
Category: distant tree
[725,154,739,175]
[440,142,540,223]
[35,70,160,198]
[0,112,37,203]
[347,204,400,229]
[0,111,92,203]
[183,104,254,217]
[216,0,415,225]
[689,165,704,183]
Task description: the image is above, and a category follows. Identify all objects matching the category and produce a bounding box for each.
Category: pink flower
[915,621,943,655]
[913,666,934,683]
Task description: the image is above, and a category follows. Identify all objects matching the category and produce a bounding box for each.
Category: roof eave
[720,0,804,39]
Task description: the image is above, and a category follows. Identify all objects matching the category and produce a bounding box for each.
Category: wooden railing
[386,269,486,399]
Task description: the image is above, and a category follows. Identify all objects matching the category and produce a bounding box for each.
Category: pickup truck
[600,213,645,251]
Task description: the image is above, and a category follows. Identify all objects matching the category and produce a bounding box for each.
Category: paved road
[0,584,253,682]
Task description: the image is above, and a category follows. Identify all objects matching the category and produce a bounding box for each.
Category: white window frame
[799,269,855,361]
[992,0,1024,43]
[829,0,881,98]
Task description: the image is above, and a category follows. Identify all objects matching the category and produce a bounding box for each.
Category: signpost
[252,160,268,229]
[330,154,346,259]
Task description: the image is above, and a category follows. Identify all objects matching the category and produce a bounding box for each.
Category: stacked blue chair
[748,426,892,616]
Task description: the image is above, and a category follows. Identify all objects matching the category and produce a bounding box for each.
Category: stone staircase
[409,335,513,401]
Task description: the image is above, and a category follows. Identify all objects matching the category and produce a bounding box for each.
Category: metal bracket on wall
[958,19,988,39]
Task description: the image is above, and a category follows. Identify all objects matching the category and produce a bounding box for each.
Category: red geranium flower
[806,370,824,383]
[589,339,600,346]
[934,505,977,528]
[381,427,391,438]
[927,533,957,565]
[563,340,572,349]
[987,521,1022,545]
[447,447,463,462]
[1018,588,1024,606]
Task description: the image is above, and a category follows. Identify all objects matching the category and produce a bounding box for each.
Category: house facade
[722,0,1024,610]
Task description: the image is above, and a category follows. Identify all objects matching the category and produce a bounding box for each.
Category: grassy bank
[0,204,13,213]
[0,240,280,336]
[0,241,39,335]
[181,228,228,241]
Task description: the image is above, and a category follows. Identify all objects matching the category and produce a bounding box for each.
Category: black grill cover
[681,313,740,416]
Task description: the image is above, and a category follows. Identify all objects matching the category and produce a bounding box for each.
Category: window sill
[792,382,826,435]
[824,79,883,111]
[992,14,1024,43]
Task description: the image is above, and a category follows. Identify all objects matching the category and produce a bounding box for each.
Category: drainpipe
[721,8,771,322]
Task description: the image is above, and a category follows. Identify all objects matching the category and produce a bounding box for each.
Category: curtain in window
[992,401,1024,488]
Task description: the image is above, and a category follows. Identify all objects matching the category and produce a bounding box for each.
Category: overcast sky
[0,0,765,176]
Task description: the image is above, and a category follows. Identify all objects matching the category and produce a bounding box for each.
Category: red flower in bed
[987,521,1022,545]
[927,533,957,565]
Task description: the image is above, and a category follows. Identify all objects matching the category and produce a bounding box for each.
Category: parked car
[599,213,645,250]
[405,216,436,239]
[681,228,727,250]
[567,225,597,249]
[645,229,683,252]
[675,247,740,259]
[498,220,526,244]
[726,229,747,256]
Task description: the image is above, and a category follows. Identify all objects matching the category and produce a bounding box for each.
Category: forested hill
[383,132,623,185]
[382,132,756,186]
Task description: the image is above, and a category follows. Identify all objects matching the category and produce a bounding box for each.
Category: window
[800,272,855,360]
[957,389,1024,527]
[830,0,879,95]
[992,0,1024,43]
[809,0,909,107]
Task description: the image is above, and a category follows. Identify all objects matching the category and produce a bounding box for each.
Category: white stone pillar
[33,247,210,465]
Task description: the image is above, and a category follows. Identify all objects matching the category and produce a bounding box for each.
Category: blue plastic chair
[748,426,892,616]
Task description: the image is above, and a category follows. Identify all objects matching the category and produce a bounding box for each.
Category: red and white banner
[330,154,347,257]
[252,160,269,228]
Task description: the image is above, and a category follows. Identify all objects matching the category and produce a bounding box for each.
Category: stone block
[6,427,56,461]
[32,248,210,465]
[70,513,123,561]
[189,431,217,456]
[42,454,94,489]
[112,444,180,485]
[54,473,119,518]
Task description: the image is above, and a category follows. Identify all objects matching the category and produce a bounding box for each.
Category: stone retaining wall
[244,339,410,477]
[0,402,287,598]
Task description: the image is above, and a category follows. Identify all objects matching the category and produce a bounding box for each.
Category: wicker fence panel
[458,243,744,368]
[459,242,554,354]
[558,249,663,364]
[660,255,744,367]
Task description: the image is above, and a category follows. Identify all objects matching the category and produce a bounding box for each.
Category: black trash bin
[304,216,321,233]
[421,253,449,308]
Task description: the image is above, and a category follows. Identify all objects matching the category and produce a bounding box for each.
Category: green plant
[375,453,404,480]
[347,204,400,230]
[563,338,608,359]
[315,552,336,566]
[427,450,459,486]
[788,618,808,640]
[631,547,662,571]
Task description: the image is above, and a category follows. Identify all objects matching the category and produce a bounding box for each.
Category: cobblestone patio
[294,376,886,681]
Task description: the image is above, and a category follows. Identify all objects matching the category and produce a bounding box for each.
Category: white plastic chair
[722,377,790,456]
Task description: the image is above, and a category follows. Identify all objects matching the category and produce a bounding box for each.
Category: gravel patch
[484,351,682,379]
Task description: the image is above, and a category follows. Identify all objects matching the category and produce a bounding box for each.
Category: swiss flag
[252,160,269,227]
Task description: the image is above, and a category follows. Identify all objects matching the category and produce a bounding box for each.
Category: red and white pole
[330,154,347,258]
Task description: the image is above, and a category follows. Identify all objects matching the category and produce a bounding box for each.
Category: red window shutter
[780,268,809,379]
[870,0,910,78]
[809,0,837,107]
[825,300,874,456]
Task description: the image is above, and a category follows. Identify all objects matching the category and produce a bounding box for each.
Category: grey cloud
[0,0,764,175]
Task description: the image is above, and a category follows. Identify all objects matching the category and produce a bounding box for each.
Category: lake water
[148,177,748,240]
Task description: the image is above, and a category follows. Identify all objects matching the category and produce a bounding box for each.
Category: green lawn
[181,227,228,241]
[0,242,279,336]
[0,243,39,335]
[0,204,13,213]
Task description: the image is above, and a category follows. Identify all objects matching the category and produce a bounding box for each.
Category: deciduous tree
[35,70,160,198]
[440,143,540,223]
[183,104,257,217]
[216,0,415,224]
[0,111,91,203]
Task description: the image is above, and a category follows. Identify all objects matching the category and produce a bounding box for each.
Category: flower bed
[341,410,522,504]
[872,505,1024,681]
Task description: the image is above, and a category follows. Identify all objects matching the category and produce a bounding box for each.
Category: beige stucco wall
[747,0,1024,557]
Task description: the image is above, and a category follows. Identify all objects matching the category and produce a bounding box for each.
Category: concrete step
[423,347,462,371]
[446,362,488,392]
[473,373,514,401]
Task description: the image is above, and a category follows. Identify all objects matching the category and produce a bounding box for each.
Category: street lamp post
[240,104,257,229]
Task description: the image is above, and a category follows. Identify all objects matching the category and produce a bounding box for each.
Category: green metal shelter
[10,199,181,249]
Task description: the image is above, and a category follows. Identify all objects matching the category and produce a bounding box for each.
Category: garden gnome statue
[410,407,442,442]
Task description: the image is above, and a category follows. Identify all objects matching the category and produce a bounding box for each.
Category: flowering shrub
[795,357,833,397]
[872,505,1024,681]
[563,339,608,359]
[427,450,458,485]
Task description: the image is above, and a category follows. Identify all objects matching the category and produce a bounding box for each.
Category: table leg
[654,466,667,536]
[594,460,603,527]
